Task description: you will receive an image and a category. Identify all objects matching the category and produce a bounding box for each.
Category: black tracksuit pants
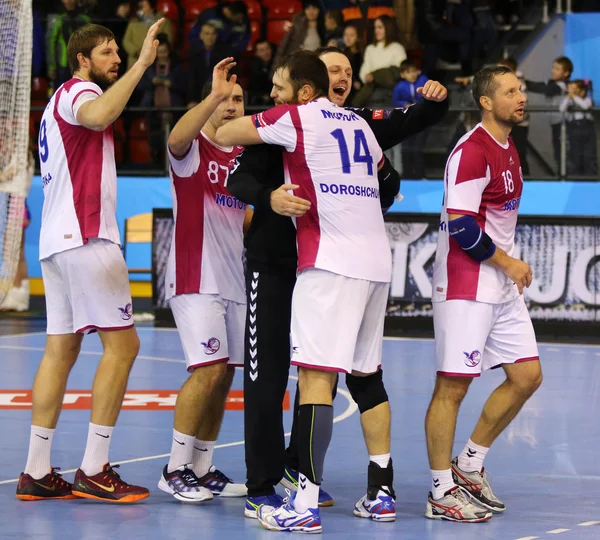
[244,267,296,497]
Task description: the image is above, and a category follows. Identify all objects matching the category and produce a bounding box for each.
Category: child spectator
[392,60,429,178]
[342,22,365,102]
[324,9,344,47]
[526,56,573,172]
[559,79,598,176]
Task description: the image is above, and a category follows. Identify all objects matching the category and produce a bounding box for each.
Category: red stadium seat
[113,117,125,139]
[31,77,48,101]
[267,19,291,45]
[129,139,152,164]
[246,20,261,52]
[267,2,302,20]
[183,0,217,19]
[157,0,178,19]
[114,139,124,164]
[129,117,149,138]
[246,0,262,21]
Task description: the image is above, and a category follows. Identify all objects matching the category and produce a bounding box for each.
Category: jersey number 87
[207,160,230,186]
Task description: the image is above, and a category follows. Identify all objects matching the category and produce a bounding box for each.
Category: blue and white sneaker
[197,466,247,497]
[280,466,334,507]
[158,464,213,503]
[244,492,285,519]
[258,497,322,533]
[354,489,396,522]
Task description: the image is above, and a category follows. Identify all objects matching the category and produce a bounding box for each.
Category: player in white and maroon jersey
[424,66,543,523]
[157,58,250,503]
[17,22,164,503]
[216,51,394,533]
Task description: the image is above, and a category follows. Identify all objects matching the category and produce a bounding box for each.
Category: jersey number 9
[39,119,49,163]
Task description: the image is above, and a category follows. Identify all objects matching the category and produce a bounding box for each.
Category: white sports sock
[293,473,319,513]
[167,430,196,473]
[457,439,489,473]
[431,468,456,500]
[24,425,55,480]
[81,423,114,476]
[369,453,390,468]
[192,439,215,478]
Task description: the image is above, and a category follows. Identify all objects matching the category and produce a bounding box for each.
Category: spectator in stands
[187,23,233,107]
[560,79,598,176]
[139,35,186,164]
[392,60,429,178]
[324,10,345,47]
[123,0,173,71]
[352,15,406,107]
[272,0,326,71]
[342,22,365,102]
[46,0,92,90]
[188,1,251,56]
[104,1,131,78]
[416,0,474,78]
[472,0,497,66]
[248,40,275,105]
[526,56,573,173]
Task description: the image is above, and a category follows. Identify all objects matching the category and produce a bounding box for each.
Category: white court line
[0,344,184,364]
[0,373,358,486]
[515,536,540,540]
[578,521,600,527]
[547,530,570,534]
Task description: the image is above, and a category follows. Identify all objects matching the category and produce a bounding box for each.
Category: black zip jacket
[228,98,449,276]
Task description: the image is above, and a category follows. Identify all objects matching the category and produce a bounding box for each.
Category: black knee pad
[345,369,388,414]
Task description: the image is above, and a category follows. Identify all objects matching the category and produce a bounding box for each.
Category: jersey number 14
[330,128,374,175]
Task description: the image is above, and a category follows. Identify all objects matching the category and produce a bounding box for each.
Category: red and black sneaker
[72,463,149,503]
[16,467,76,501]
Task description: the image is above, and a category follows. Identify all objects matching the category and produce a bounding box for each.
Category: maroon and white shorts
[41,239,134,335]
[169,293,246,371]
[433,295,539,377]
[290,268,388,375]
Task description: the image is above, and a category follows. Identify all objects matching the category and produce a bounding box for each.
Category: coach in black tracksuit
[228,78,449,502]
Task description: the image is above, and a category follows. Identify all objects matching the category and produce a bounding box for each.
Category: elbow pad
[448,215,496,262]
[378,157,401,214]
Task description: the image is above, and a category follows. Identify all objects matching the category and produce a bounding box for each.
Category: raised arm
[215,115,264,147]
[76,19,164,131]
[168,57,238,156]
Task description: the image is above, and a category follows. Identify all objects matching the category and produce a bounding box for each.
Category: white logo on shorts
[201,337,221,355]
[463,350,481,367]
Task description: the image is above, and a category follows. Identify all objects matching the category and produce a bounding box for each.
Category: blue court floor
[1,326,599,539]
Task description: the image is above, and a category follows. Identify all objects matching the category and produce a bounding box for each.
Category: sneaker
[197,466,246,497]
[158,464,213,503]
[258,495,322,533]
[451,457,506,513]
[245,493,285,519]
[16,467,76,501]
[354,489,396,522]
[72,463,149,503]
[280,465,334,507]
[425,486,492,523]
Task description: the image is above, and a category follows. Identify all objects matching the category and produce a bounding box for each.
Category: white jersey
[166,132,246,304]
[433,124,524,304]
[253,97,391,283]
[38,78,121,260]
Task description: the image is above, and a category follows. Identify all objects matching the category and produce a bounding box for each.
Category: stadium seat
[31,77,48,101]
[246,20,261,52]
[129,139,153,164]
[157,0,178,19]
[267,2,302,20]
[342,6,395,21]
[113,117,125,139]
[246,0,262,21]
[183,0,216,18]
[129,117,149,138]
[267,19,292,44]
